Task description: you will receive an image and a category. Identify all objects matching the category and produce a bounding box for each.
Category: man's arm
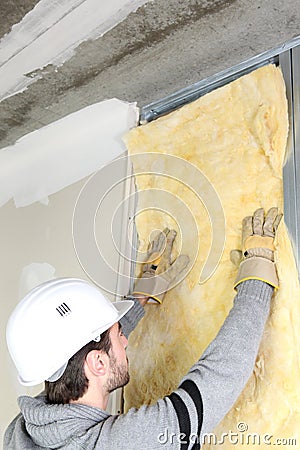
[172,279,272,441]
[111,208,280,448]
[165,207,281,442]
[98,279,273,450]
[119,295,147,338]
[119,228,189,337]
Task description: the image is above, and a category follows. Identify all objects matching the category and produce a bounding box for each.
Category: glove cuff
[133,274,170,304]
[245,247,274,261]
[234,256,279,290]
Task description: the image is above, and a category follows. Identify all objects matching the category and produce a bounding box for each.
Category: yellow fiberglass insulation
[123,64,300,449]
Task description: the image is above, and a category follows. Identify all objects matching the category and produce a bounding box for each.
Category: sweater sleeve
[172,279,273,444]
[119,296,145,338]
[97,279,273,450]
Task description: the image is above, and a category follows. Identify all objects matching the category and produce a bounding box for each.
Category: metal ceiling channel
[281,44,300,277]
[139,36,300,277]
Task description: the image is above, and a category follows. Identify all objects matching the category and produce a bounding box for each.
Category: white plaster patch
[18,262,56,298]
[0,0,153,101]
[0,98,139,207]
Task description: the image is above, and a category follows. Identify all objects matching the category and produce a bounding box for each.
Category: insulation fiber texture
[123,64,300,449]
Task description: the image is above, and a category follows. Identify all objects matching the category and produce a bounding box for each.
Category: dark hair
[45,328,112,404]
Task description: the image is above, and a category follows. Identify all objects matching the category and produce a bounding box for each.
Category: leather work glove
[133,228,189,304]
[231,207,282,289]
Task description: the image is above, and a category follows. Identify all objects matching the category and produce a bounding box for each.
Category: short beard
[105,352,130,393]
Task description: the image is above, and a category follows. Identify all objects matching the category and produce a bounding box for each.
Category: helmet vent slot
[56,302,71,317]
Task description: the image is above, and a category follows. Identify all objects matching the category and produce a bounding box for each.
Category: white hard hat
[6,278,133,386]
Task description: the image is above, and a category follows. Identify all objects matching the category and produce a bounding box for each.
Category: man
[4,207,281,449]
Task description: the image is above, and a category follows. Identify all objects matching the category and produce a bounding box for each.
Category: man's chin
[108,373,130,393]
[122,372,130,388]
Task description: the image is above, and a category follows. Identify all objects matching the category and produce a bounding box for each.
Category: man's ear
[85,350,109,377]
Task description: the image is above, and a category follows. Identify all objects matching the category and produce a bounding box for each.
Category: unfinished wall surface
[1,0,300,150]
[124,65,300,448]
[0,99,137,446]
[0,180,85,442]
[0,173,131,445]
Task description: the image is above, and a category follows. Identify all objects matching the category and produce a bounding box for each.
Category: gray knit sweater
[4,280,273,450]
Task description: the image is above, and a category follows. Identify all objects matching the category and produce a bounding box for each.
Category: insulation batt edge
[0,98,139,207]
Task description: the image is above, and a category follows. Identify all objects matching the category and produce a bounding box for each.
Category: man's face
[105,322,129,393]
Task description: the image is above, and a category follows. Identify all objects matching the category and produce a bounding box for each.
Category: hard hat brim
[113,299,134,323]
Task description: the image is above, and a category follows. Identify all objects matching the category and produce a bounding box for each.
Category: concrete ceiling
[0,0,299,150]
